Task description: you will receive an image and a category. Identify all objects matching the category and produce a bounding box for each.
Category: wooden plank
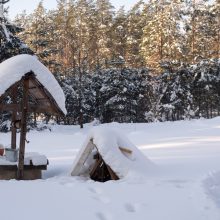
[23,165,47,170]
[106,164,119,180]
[119,147,132,154]
[71,139,96,176]
[17,77,29,180]
[28,78,47,99]
[28,86,37,90]
[0,104,20,112]
[29,89,45,99]
[0,104,58,114]
[89,157,102,178]
[28,77,63,115]
[29,104,57,113]
[0,165,17,171]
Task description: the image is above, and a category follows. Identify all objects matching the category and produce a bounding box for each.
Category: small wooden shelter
[72,139,120,182]
[71,128,153,182]
[0,54,66,180]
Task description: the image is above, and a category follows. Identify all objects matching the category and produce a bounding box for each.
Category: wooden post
[34,112,37,127]
[11,86,17,150]
[17,77,29,180]
[11,111,17,149]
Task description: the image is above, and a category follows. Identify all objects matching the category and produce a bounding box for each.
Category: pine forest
[0,0,220,130]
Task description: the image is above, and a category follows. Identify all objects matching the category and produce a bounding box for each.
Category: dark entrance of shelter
[90,153,119,182]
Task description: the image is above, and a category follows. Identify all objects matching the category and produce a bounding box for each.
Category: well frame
[0,72,64,180]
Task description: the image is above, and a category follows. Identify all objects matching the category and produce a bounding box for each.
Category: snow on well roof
[0,54,66,114]
[72,127,154,179]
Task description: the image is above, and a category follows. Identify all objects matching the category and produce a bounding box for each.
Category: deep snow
[1,118,220,220]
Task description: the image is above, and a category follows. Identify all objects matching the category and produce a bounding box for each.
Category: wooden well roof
[0,72,65,116]
[0,54,66,115]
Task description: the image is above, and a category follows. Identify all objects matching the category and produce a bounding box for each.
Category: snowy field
[1,118,220,220]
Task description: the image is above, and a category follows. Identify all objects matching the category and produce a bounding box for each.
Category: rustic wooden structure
[0,72,65,180]
[71,138,135,182]
[0,163,47,180]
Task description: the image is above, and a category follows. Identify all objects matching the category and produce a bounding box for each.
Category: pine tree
[192,60,220,118]
[110,7,127,63]
[140,0,183,71]
[210,0,220,59]
[98,68,154,123]
[22,1,57,67]
[126,1,145,68]
[183,0,212,62]
[156,63,194,121]
[91,70,103,120]
[95,0,114,68]
[60,68,95,125]
[0,0,33,132]
[0,1,33,62]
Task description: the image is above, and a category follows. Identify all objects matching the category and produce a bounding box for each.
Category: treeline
[58,59,220,125]
[15,0,220,72]
[1,59,220,131]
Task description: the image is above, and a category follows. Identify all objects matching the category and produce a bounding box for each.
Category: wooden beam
[71,140,96,176]
[11,113,17,149]
[0,80,21,103]
[17,77,29,180]
[106,164,119,180]
[0,104,19,112]
[119,147,133,154]
[11,87,17,150]
[0,104,58,114]
[90,157,102,178]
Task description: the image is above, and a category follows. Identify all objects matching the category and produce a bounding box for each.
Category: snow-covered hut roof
[0,54,66,114]
[71,127,154,179]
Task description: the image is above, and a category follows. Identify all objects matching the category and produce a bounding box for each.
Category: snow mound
[204,171,220,207]
[72,127,154,179]
[0,54,66,114]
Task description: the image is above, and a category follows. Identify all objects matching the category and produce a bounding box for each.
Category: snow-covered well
[0,54,66,114]
[71,127,154,179]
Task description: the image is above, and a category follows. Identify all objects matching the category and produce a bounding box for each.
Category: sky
[7,0,139,19]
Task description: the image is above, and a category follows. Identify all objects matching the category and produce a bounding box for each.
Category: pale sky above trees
[7,0,138,18]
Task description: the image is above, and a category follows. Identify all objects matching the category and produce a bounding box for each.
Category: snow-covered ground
[1,118,220,220]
